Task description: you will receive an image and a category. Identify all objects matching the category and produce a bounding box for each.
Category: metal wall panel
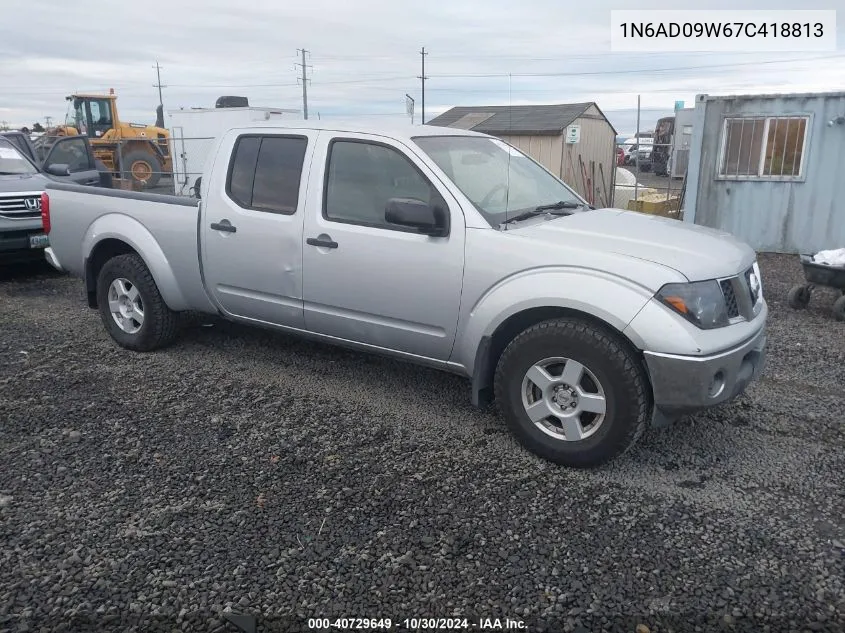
[687,93,845,253]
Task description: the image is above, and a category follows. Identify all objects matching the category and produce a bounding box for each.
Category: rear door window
[226,135,307,214]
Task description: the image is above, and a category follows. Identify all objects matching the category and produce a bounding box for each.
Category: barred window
[719,116,808,179]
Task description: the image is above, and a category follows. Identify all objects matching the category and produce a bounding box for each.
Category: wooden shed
[427,102,617,206]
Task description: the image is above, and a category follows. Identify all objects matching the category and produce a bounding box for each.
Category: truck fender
[456,268,657,407]
[623,296,768,357]
[82,213,189,311]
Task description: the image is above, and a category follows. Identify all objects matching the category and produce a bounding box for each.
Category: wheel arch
[83,216,188,311]
[470,306,649,410]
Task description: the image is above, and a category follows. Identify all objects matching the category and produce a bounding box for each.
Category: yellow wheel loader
[43,90,172,189]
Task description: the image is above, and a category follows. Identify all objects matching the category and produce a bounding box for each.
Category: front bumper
[644,326,766,425]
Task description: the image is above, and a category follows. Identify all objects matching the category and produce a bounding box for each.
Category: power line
[167,82,301,88]
[428,53,845,78]
[308,50,782,62]
[7,52,839,94]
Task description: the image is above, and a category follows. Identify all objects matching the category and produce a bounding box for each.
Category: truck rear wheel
[493,318,650,467]
[96,254,179,351]
[122,150,162,189]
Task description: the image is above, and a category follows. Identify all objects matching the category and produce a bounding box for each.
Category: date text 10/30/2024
[307,618,527,630]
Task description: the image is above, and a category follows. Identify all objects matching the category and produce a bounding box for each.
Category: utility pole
[417,47,428,124]
[153,61,167,109]
[44,116,53,128]
[296,48,311,120]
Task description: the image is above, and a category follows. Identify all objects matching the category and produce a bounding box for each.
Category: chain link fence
[612,137,686,219]
[610,105,696,220]
[15,131,214,197]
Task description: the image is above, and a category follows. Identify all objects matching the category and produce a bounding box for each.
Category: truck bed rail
[45,181,199,208]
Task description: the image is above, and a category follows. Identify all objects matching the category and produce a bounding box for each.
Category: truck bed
[45,182,214,313]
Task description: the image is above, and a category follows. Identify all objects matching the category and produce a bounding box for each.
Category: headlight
[655,280,729,330]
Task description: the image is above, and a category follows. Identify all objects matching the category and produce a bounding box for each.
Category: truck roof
[219,119,492,142]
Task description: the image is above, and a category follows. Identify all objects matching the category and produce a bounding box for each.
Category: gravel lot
[1,254,844,633]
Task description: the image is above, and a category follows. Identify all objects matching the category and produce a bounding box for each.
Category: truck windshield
[0,139,38,175]
[413,135,585,226]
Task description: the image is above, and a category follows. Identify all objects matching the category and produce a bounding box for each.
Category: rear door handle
[210,220,237,233]
[306,237,338,249]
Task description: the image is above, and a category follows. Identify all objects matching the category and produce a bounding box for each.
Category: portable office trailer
[167,106,299,196]
[684,92,845,253]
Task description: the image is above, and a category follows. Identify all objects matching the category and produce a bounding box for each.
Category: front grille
[720,279,740,318]
[0,194,41,219]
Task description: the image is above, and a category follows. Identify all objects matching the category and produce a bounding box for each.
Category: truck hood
[515,208,756,281]
[0,173,50,192]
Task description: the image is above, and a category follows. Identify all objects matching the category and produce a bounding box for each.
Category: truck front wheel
[96,254,179,351]
[493,318,650,467]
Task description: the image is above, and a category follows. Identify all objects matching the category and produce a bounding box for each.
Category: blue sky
[1,0,843,135]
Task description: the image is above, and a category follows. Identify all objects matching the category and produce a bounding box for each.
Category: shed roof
[427,102,616,136]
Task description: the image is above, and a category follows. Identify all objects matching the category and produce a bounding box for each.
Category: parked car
[43,121,767,467]
[621,138,638,164]
[620,137,653,170]
[633,144,653,171]
[0,135,105,263]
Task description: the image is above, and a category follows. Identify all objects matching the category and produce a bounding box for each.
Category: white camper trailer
[167,102,299,196]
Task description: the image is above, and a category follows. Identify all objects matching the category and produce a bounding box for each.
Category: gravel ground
[1,254,844,633]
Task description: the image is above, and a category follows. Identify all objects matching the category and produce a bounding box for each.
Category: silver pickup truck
[44,121,767,467]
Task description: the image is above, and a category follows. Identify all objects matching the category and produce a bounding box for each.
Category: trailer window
[718,116,809,179]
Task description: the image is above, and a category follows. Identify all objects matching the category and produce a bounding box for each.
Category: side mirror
[385,198,447,237]
[44,163,71,177]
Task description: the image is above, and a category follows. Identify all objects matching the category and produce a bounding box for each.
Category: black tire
[832,295,845,322]
[787,284,812,310]
[121,149,162,189]
[96,253,179,351]
[493,318,650,468]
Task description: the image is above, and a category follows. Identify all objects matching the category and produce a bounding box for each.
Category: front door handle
[210,220,237,233]
[306,237,338,249]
